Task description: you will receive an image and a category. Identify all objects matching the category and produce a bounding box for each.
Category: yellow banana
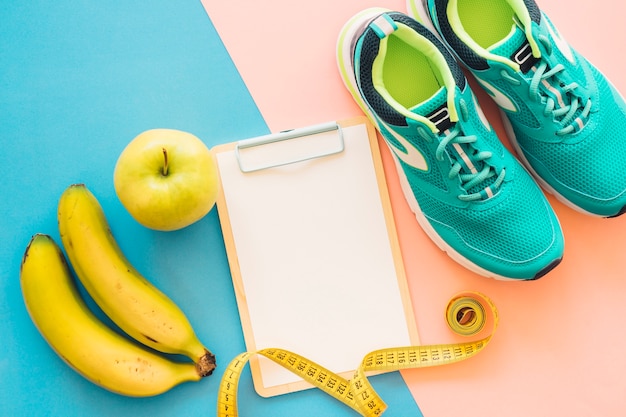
[20,234,203,397]
[57,184,216,376]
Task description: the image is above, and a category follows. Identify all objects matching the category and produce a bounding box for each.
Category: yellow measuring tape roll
[217,292,497,417]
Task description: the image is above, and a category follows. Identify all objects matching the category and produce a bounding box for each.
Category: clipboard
[213,117,419,398]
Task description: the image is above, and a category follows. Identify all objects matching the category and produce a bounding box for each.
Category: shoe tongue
[488,21,539,73]
[409,86,454,131]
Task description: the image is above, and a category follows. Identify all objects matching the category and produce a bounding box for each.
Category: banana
[20,234,203,397]
[57,184,216,376]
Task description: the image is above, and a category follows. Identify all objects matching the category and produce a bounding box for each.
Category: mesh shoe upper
[424,0,626,217]
[337,8,564,279]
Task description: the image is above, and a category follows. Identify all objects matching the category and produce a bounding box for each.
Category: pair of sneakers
[337,0,626,281]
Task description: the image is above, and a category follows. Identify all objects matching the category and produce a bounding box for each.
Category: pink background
[202,1,626,415]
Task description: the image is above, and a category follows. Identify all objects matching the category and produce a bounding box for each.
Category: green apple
[114,128,219,231]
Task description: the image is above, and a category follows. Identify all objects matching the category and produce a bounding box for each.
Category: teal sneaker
[412,0,626,217]
[337,8,563,280]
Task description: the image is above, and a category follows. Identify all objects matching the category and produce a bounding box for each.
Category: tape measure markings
[217,292,497,417]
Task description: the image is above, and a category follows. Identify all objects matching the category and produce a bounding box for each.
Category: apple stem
[161,148,169,176]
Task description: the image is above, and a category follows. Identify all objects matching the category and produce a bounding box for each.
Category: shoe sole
[337,8,530,281]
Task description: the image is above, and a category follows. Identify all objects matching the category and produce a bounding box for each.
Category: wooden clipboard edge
[211,116,419,398]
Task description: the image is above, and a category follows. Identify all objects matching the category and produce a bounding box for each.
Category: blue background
[0,1,422,415]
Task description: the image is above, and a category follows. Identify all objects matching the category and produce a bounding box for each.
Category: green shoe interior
[382,34,441,109]
[457,0,515,49]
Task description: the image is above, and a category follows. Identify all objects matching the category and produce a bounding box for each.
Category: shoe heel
[336,8,392,117]
[406,0,438,33]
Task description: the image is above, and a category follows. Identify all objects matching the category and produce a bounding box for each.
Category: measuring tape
[217,292,497,416]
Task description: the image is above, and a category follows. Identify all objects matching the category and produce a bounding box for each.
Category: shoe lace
[504,35,592,135]
[418,100,506,202]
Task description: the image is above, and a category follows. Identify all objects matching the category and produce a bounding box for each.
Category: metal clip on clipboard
[235,121,345,173]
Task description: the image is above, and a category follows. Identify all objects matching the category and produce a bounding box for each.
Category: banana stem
[195,349,217,377]
[161,148,169,176]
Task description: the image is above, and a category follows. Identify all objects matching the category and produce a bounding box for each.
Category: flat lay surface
[1,1,417,416]
[2,0,625,416]
[206,0,626,415]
